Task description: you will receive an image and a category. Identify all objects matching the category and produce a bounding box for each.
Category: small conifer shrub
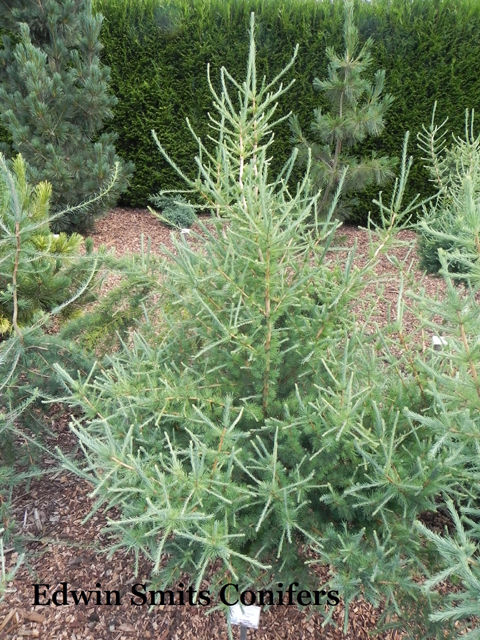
[148,194,197,228]
[417,103,480,284]
[401,250,480,639]
[51,13,480,638]
[50,10,419,626]
[290,0,396,224]
[0,153,94,335]
[0,151,121,598]
[0,150,120,423]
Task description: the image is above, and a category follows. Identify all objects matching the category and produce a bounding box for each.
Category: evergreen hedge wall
[92,0,341,211]
[3,0,480,222]
[92,0,480,222]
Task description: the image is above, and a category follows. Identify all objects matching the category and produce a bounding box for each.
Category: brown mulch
[90,207,213,256]
[90,208,452,333]
[0,207,462,640]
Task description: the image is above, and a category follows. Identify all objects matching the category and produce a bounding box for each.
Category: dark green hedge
[92,0,340,210]
[3,0,480,222]
[92,0,480,222]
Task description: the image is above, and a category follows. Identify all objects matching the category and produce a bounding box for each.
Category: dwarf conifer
[50,16,453,636]
[417,103,480,283]
[0,153,93,335]
[0,151,121,600]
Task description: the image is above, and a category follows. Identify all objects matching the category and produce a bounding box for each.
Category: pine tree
[0,0,133,233]
[0,149,119,412]
[0,153,93,335]
[0,149,120,600]
[290,0,396,223]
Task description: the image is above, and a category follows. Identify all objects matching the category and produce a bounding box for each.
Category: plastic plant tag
[432,336,448,350]
[230,603,261,629]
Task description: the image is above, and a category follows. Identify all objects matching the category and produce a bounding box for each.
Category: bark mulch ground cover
[0,207,458,640]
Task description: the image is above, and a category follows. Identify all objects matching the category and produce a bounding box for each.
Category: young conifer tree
[417,103,480,283]
[56,17,354,591]
[0,151,119,419]
[398,246,480,640]
[0,152,120,598]
[290,0,396,223]
[0,0,133,233]
[51,14,451,636]
[0,153,90,335]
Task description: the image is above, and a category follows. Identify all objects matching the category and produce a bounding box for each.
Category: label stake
[230,603,260,639]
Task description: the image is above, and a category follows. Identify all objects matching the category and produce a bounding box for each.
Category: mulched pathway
[0,207,457,640]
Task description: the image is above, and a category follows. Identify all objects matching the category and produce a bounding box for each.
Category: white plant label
[230,603,261,629]
[432,335,448,350]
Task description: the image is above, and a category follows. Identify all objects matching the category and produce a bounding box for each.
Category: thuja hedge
[91,0,335,211]
[90,0,480,222]
[1,0,479,221]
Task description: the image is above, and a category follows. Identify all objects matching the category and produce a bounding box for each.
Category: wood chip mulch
[0,207,467,640]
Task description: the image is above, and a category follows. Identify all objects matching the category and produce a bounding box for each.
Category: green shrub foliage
[58,246,167,356]
[148,194,197,228]
[0,154,95,335]
[56,7,370,600]
[0,152,120,575]
[1,396,39,593]
[0,0,134,233]
[290,0,396,222]
[416,104,480,283]
[416,502,480,640]
[402,251,480,639]
[0,150,120,399]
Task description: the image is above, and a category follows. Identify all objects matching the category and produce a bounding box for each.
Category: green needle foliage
[416,502,480,640]
[51,12,479,638]
[0,151,120,405]
[0,154,120,575]
[148,194,197,229]
[0,153,94,335]
[402,251,480,639]
[0,0,133,233]
[290,0,396,224]
[56,15,369,591]
[417,103,480,284]
[58,239,169,356]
